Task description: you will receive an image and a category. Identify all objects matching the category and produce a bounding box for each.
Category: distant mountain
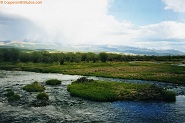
[0,40,184,56]
[0,40,61,50]
[72,44,185,56]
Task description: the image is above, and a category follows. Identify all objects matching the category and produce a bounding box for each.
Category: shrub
[23,81,45,92]
[36,92,49,100]
[46,79,61,85]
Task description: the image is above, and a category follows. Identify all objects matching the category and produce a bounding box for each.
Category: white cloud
[0,0,185,51]
[163,0,185,13]
[140,21,185,40]
[1,0,119,45]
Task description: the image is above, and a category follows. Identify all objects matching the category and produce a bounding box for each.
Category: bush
[36,92,49,100]
[46,79,61,85]
[23,81,45,92]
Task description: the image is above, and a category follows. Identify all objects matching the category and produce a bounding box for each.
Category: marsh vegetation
[23,81,45,92]
[0,48,185,84]
[67,78,176,102]
[45,79,61,85]
[36,92,49,100]
[1,61,185,85]
[4,89,20,101]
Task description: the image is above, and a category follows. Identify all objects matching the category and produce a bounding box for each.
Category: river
[0,70,185,123]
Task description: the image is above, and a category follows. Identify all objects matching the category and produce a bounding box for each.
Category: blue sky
[109,0,177,25]
[0,0,185,52]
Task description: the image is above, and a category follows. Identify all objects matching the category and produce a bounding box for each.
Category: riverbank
[0,61,185,85]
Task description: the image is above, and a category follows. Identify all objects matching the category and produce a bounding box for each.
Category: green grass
[0,61,185,85]
[23,81,45,92]
[46,79,61,85]
[67,78,176,102]
[36,92,49,100]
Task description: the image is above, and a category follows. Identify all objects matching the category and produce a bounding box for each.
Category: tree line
[0,48,185,64]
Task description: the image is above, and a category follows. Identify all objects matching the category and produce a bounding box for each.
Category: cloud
[140,21,185,40]
[163,0,185,13]
[0,12,42,41]
[1,0,117,45]
[0,0,185,51]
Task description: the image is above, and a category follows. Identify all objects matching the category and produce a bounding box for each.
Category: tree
[99,52,108,62]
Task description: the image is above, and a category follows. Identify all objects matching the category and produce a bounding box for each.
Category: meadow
[0,61,184,85]
[0,48,185,85]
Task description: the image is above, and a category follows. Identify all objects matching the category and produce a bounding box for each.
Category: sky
[0,0,185,51]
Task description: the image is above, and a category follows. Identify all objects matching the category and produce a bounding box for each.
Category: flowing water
[0,70,185,123]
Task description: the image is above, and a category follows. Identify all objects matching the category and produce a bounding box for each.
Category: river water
[0,70,185,123]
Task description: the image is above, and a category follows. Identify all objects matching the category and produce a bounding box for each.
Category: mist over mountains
[0,40,184,56]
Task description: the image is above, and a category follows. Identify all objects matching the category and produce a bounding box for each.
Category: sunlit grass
[0,61,185,84]
[67,78,176,102]
[23,81,45,92]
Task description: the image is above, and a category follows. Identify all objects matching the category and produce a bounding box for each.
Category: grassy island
[67,78,176,102]
[23,81,45,92]
[46,79,61,85]
[36,92,49,100]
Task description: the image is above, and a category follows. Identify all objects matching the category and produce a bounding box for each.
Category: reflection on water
[112,96,185,123]
[0,70,185,123]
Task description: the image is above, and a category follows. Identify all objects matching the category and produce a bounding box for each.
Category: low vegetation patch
[5,89,20,101]
[67,78,176,102]
[46,79,61,85]
[32,92,49,107]
[36,92,49,100]
[76,77,93,83]
[8,94,20,101]
[23,81,45,92]
[5,89,14,97]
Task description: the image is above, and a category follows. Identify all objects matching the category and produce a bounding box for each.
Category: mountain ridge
[0,40,184,56]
